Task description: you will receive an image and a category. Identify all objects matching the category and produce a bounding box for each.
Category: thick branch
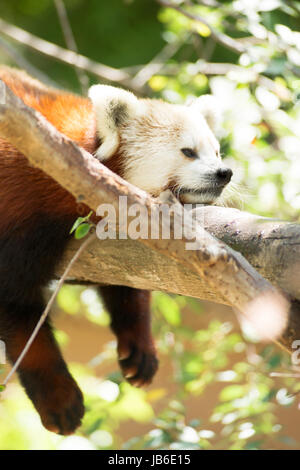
[0,79,293,345]
[59,208,300,352]
[60,205,300,302]
[193,207,300,300]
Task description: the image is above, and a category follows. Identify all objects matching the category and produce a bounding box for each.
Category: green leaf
[0,384,5,392]
[57,285,81,315]
[70,211,93,234]
[75,223,92,239]
[267,354,281,369]
[157,293,181,326]
[70,216,85,235]
[219,385,246,402]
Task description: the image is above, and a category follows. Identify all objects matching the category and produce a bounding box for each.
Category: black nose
[216,167,232,185]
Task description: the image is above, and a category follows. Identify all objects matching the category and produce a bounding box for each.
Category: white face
[119,102,232,204]
[89,85,232,204]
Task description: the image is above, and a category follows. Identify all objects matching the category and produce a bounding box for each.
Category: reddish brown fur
[6,323,84,434]
[0,68,158,434]
[0,67,100,232]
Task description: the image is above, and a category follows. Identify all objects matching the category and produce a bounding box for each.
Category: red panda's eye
[181,148,198,159]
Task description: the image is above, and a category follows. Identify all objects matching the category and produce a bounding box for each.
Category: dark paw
[40,386,84,435]
[118,343,159,387]
[30,374,84,435]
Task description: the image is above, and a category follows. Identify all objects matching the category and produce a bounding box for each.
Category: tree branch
[156,0,245,55]
[145,60,291,101]
[59,206,300,304]
[0,35,59,87]
[0,79,296,348]
[54,0,90,94]
[0,17,137,90]
[130,37,185,90]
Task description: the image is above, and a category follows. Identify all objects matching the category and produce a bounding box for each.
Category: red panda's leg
[98,286,158,386]
[0,214,84,434]
[0,297,84,435]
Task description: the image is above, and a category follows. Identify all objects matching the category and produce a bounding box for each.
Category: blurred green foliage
[0,0,300,451]
[0,0,164,89]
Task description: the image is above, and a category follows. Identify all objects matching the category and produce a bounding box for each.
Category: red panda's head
[89,85,232,204]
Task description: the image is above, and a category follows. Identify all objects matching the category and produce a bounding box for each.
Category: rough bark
[0,79,298,348]
[58,207,300,303]
[195,207,300,301]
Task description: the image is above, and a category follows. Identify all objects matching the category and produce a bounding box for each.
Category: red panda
[0,67,232,435]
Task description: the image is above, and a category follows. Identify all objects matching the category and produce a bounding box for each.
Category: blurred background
[0,0,300,450]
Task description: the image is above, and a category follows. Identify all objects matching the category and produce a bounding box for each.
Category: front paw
[117,336,159,387]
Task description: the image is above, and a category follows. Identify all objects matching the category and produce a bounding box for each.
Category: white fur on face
[89,86,231,204]
[120,102,229,203]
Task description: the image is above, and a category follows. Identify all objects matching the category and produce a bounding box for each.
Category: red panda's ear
[188,94,221,135]
[88,85,142,161]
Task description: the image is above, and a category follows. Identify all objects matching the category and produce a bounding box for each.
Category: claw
[124,367,138,379]
[117,341,159,386]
